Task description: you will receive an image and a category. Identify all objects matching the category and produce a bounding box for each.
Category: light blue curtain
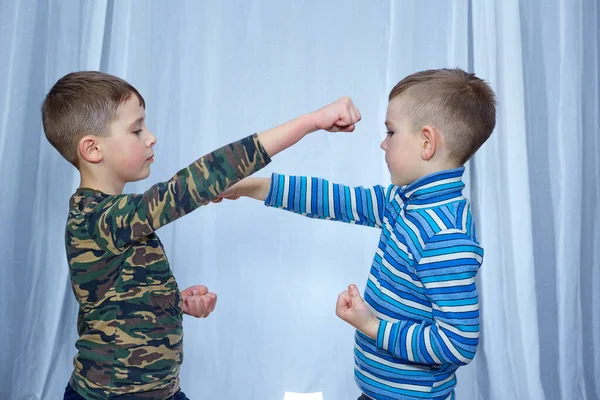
[0,1,597,399]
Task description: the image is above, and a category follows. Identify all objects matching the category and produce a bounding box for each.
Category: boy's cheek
[118,150,147,170]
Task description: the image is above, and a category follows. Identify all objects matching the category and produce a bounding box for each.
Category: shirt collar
[397,166,466,206]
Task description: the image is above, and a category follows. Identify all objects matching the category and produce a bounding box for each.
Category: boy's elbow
[434,324,478,366]
[457,352,476,366]
[453,341,478,366]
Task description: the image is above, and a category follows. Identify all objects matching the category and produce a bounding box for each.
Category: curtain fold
[0,1,597,399]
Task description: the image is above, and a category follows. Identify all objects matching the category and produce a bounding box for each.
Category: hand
[213,177,270,203]
[335,284,379,339]
[212,181,246,203]
[311,97,361,133]
[181,285,217,318]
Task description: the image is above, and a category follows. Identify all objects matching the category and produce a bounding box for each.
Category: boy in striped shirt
[219,68,496,399]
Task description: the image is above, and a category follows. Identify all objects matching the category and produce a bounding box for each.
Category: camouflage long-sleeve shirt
[66,134,270,400]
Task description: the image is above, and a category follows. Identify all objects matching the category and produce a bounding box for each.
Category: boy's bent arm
[258,96,360,156]
[257,114,315,157]
[265,174,390,228]
[375,230,483,366]
[89,134,269,250]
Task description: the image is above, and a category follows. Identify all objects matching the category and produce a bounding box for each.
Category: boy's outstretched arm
[336,232,483,366]
[86,97,361,251]
[219,175,391,229]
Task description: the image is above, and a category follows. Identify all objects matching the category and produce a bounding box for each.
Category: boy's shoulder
[68,188,139,220]
[394,197,479,244]
[66,189,130,254]
[69,188,113,211]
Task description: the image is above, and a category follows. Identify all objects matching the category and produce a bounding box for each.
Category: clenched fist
[312,97,361,132]
[336,284,379,339]
[181,285,217,318]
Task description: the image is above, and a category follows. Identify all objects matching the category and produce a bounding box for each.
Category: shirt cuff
[264,172,282,207]
[376,319,395,352]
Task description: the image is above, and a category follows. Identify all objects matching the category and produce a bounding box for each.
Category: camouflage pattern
[65,134,270,399]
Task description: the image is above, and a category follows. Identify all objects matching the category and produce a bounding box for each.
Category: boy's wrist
[244,178,271,201]
[298,112,320,136]
[359,317,380,340]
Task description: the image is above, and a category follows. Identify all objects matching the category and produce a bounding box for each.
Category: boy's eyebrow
[128,116,145,130]
[385,120,394,128]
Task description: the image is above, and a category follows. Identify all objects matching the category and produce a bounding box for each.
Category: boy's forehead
[386,96,407,120]
[116,96,145,121]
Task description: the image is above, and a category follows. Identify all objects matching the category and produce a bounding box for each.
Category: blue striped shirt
[265,167,482,399]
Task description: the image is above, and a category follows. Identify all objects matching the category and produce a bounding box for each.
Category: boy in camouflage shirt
[42,71,361,400]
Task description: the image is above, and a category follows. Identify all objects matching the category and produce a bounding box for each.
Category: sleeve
[375,230,483,366]
[88,133,270,251]
[264,173,393,229]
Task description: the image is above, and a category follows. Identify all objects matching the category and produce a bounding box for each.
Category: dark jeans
[64,384,190,400]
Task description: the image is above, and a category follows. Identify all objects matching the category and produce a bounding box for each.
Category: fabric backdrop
[0,1,597,399]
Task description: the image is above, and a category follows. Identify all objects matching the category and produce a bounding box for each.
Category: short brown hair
[389,68,496,164]
[41,71,145,167]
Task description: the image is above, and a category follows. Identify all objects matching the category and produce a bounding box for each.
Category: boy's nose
[147,132,157,147]
[380,139,387,151]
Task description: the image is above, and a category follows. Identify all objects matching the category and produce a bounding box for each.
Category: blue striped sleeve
[264,173,387,228]
[376,230,483,365]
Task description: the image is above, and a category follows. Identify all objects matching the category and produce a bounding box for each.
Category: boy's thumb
[348,284,360,297]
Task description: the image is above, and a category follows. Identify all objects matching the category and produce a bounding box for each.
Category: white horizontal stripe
[370,275,432,313]
[355,343,430,371]
[433,373,456,387]
[406,196,466,210]
[433,228,463,235]
[379,259,424,288]
[438,328,471,364]
[371,308,399,322]
[424,277,474,289]
[432,302,479,313]
[404,177,462,198]
[420,252,483,264]
[437,319,480,339]
[358,368,432,392]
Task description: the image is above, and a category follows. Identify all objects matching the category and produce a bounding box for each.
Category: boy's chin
[127,169,151,182]
[390,175,407,186]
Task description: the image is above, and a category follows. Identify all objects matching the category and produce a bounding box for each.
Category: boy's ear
[78,134,103,163]
[420,125,439,161]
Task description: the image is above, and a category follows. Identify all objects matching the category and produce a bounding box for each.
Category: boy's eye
[133,129,143,135]
[386,131,394,136]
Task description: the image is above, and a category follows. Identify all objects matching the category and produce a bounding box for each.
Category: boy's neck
[413,160,462,183]
[79,167,125,195]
